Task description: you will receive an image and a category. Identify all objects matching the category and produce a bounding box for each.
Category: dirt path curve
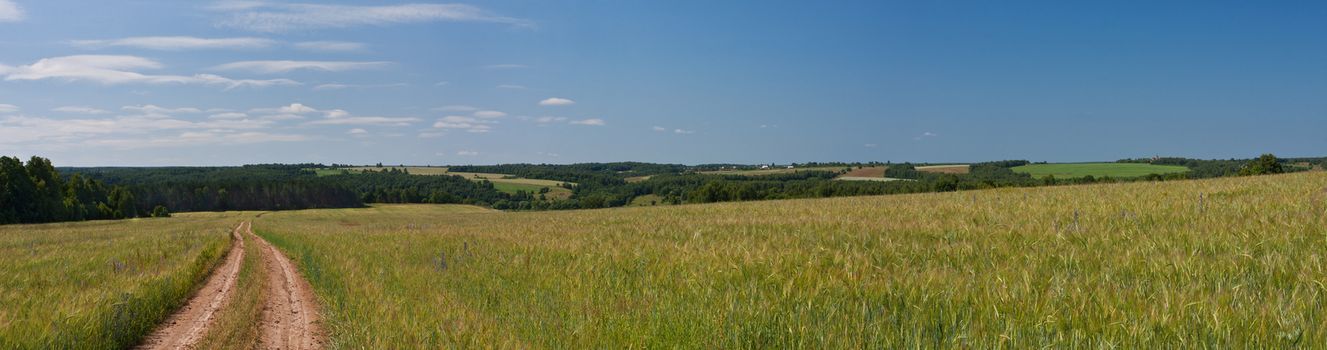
[138,222,248,350]
[249,223,326,350]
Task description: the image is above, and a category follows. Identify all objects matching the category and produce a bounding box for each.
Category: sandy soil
[137,222,248,350]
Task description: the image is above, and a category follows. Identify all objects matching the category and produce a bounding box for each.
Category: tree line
[0,156,146,224]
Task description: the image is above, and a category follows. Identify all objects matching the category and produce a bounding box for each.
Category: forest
[1,154,1315,224]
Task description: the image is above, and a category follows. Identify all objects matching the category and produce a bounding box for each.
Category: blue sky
[0,1,1323,166]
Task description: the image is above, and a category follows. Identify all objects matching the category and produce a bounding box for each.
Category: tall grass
[0,212,244,349]
[256,173,1327,348]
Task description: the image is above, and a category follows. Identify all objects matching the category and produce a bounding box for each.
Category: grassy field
[916,164,970,174]
[0,213,246,349]
[254,173,1327,347]
[1012,162,1190,178]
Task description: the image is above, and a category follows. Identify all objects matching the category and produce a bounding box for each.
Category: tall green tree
[1239,154,1284,176]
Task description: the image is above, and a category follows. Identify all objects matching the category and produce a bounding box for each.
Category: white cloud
[496,84,527,89]
[280,103,318,114]
[85,131,305,150]
[456,150,479,156]
[473,110,506,118]
[347,128,367,134]
[433,115,495,133]
[0,113,292,150]
[209,112,249,119]
[70,36,277,50]
[570,118,605,126]
[0,104,17,113]
[651,126,667,132]
[432,105,477,112]
[673,129,695,134]
[485,64,528,69]
[914,131,938,140]
[213,2,533,33]
[864,143,878,148]
[0,55,299,89]
[212,60,391,74]
[434,81,450,86]
[52,106,110,114]
[122,105,203,115]
[306,109,418,126]
[294,41,365,52]
[0,0,24,22]
[539,97,575,106]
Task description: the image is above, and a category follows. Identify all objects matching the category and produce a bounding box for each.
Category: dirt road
[138,222,248,349]
[251,225,325,350]
[139,221,325,349]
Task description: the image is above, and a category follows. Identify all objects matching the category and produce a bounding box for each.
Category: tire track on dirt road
[249,222,326,350]
[138,222,247,350]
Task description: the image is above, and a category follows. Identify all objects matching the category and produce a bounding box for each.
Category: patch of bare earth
[916,164,971,174]
[251,224,326,350]
[138,222,248,350]
[840,166,887,178]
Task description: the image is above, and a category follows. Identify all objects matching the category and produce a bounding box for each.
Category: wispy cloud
[0,104,17,114]
[0,55,298,89]
[652,126,667,132]
[212,60,391,74]
[673,129,695,134]
[539,97,575,106]
[433,115,495,133]
[914,131,938,140]
[473,110,506,118]
[0,113,298,150]
[212,2,534,33]
[484,64,529,69]
[209,112,249,119]
[70,36,277,50]
[0,0,23,22]
[306,109,418,126]
[123,105,203,115]
[535,116,568,124]
[570,118,605,126]
[456,150,480,156]
[53,106,111,114]
[294,40,366,52]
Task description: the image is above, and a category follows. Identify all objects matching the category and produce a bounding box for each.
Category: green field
[248,172,1327,347]
[0,213,244,349]
[1012,162,1190,178]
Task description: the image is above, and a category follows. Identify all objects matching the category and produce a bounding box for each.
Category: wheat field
[252,172,1327,348]
[0,212,248,349]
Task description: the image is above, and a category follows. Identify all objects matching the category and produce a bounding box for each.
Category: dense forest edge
[0,154,1320,225]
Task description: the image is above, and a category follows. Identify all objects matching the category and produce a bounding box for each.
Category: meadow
[0,212,246,349]
[1012,162,1190,178]
[253,172,1327,348]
